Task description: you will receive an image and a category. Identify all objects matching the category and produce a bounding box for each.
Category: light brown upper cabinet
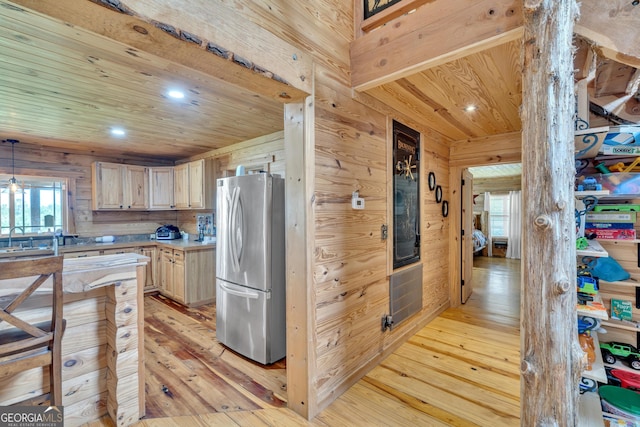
[174,159,210,210]
[91,162,148,210]
[148,166,175,210]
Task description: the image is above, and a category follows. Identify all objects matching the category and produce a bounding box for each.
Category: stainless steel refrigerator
[215,173,286,364]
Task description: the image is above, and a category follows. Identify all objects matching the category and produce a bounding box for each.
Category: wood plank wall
[312,63,451,414]
[0,143,176,238]
[0,136,286,239]
[70,0,454,419]
[3,0,457,420]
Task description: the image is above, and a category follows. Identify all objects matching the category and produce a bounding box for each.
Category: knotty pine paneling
[0,142,176,238]
[313,66,388,404]
[312,64,452,411]
[2,137,288,239]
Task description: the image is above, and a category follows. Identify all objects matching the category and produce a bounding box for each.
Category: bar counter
[0,253,148,427]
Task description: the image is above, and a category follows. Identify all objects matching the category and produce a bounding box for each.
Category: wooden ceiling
[1,0,639,163]
[355,1,640,143]
[364,39,522,142]
[0,1,286,161]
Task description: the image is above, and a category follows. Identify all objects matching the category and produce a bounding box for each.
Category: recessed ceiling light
[110,128,126,137]
[464,105,477,112]
[167,90,185,99]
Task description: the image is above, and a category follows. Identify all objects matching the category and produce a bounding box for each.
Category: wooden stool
[0,255,65,406]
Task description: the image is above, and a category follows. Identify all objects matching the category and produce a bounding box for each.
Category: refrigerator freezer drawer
[216,279,285,365]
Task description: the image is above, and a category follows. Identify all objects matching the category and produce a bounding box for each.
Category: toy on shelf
[576,176,602,191]
[578,275,599,294]
[580,332,596,371]
[609,156,640,173]
[600,341,640,370]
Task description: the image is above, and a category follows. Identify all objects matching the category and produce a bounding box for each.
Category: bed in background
[472,228,487,255]
[472,213,487,255]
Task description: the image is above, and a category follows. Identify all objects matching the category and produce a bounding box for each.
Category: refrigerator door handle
[229,186,242,271]
[220,282,259,299]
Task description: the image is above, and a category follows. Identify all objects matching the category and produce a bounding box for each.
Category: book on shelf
[585,222,635,230]
[586,211,636,223]
[584,228,636,240]
[577,299,608,318]
[611,299,633,321]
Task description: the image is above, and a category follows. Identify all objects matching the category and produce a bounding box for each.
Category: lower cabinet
[62,243,214,306]
[159,248,184,303]
[159,247,215,306]
[138,247,158,292]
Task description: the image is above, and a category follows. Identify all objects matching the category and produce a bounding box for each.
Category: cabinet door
[138,247,158,291]
[188,159,205,209]
[92,162,124,209]
[174,163,190,209]
[173,250,186,303]
[124,165,149,210]
[160,249,174,297]
[149,167,175,210]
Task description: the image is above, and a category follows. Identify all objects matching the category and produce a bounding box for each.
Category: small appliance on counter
[155,225,181,240]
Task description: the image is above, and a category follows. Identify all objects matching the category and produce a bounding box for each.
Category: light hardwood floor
[87,256,521,426]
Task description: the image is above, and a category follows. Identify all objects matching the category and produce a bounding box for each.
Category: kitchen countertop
[0,237,216,259]
[63,237,216,252]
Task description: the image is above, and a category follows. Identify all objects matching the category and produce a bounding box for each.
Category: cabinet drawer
[64,250,101,259]
[102,247,137,255]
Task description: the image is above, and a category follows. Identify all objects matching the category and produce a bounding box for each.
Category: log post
[521,0,582,425]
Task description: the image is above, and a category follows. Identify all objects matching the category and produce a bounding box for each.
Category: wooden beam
[449,131,522,167]
[284,100,316,419]
[350,0,523,91]
[521,0,581,424]
[8,0,309,103]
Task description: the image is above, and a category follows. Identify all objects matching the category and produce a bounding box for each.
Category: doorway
[464,163,522,303]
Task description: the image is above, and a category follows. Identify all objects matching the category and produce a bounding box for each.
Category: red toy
[610,369,640,392]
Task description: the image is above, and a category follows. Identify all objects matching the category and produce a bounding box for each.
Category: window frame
[488,193,510,238]
[0,171,76,238]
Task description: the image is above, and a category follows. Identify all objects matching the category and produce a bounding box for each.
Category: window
[0,176,68,236]
[489,194,510,238]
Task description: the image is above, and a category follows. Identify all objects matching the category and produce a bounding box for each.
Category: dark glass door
[392,120,420,269]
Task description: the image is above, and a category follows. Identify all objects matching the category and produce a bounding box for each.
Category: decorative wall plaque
[364,0,402,19]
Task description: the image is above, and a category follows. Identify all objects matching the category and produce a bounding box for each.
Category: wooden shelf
[578,391,605,427]
[578,293,609,320]
[602,357,640,375]
[582,331,608,384]
[602,319,640,332]
[577,239,609,257]
[599,278,640,288]
[597,239,640,244]
[576,190,611,199]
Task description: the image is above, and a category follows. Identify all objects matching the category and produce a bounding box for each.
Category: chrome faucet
[8,226,24,248]
[52,233,59,256]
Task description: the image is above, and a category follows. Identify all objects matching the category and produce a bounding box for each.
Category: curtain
[483,192,492,256]
[506,190,522,259]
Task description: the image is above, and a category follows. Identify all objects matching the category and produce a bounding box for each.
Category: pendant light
[3,139,21,193]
